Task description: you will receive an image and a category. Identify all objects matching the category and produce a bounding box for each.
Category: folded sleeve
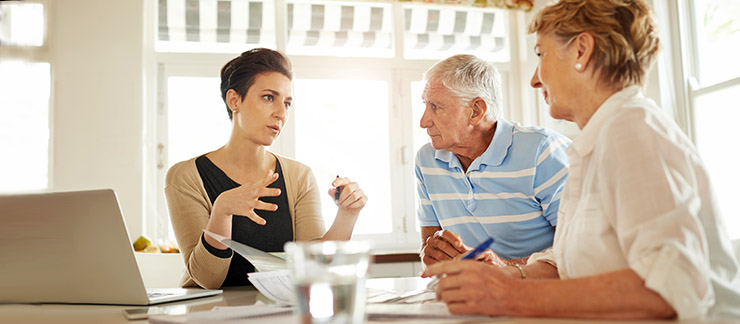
[598,109,713,319]
[527,247,557,267]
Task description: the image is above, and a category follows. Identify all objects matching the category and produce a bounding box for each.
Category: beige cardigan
[164,153,326,289]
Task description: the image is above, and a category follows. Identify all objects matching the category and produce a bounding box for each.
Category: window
[148,0,521,250]
[293,78,392,235]
[672,0,740,239]
[0,1,45,47]
[0,1,50,193]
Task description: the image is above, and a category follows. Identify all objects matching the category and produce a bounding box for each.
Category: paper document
[244,270,399,306]
[366,302,496,320]
[246,270,294,305]
[203,230,286,272]
[148,303,292,324]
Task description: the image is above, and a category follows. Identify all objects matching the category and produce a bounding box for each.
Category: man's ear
[572,32,595,71]
[469,97,488,125]
[226,89,242,110]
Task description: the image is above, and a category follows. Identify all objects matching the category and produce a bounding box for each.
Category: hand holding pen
[424,237,495,290]
[381,237,497,304]
[329,175,368,213]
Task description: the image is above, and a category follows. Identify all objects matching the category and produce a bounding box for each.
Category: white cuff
[527,247,556,267]
[632,243,712,320]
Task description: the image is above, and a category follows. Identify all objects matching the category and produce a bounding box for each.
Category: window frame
[650,0,740,239]
[144,0,525,252]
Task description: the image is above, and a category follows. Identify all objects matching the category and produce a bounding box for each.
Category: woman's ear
[572,32,595,71]
[226,89,242,111]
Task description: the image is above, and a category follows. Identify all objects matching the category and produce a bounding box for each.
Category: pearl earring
[575,63,583,71]
[232,109,238,114]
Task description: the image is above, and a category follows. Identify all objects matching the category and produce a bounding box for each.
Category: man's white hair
[423,54,503,121]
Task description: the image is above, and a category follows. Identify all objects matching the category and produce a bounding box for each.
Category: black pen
[334,175,342,202]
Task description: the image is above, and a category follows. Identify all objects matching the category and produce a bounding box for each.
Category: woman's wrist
[501,264,525,279]
[336,208,360,219]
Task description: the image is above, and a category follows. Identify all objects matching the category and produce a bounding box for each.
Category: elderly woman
[423,0,740,320]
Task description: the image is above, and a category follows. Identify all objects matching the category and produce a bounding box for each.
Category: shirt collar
[572,85,642,157]
[434,118,514,171]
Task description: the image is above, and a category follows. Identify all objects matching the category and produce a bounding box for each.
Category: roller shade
[286,1,394,57]
[403,4,508,61]
[157,0,275,52]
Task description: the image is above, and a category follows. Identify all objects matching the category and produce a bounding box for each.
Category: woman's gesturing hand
[212,170,282,225]
[328,176,367,214]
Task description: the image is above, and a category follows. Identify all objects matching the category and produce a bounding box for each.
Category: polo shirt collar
[572,85,642,157]
[434,118,514,171]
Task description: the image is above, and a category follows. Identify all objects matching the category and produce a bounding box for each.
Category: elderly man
[416,54,570,267]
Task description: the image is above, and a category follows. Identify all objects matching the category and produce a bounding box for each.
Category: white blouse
[529,86,740,319]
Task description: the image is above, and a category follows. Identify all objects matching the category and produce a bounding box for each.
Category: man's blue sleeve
[415,152,440,227]
[532,134,571,226]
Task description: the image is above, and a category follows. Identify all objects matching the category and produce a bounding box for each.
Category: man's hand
[420,229,467,267]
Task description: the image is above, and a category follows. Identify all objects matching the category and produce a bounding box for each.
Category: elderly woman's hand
[328,176,367,215]
[422,260,520,317]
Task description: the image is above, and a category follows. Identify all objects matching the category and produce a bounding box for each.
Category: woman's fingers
[259,187,281,197]
[220,171,281,225]
[329,177,367,211]
[345,194,367,209]
[337,184,360,204]
[243,210,266,225]
[258,170,280,187]
[339,187,363,205]
[254,200,278,212]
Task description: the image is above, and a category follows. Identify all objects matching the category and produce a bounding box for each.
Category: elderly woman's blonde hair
[528,0,661,89]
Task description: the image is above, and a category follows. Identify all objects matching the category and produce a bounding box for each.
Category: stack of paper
[148,303,293,324]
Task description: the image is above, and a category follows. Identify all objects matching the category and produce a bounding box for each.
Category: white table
[0,277,730,324]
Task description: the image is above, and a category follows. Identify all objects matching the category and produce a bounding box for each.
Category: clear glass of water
[285,241,372,324]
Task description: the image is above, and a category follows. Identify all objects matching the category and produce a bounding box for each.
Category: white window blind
[286,1,394,57]
[156,0,275,52]
[403,4,508,61]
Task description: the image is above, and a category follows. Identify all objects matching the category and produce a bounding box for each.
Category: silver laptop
[0,189,222,305]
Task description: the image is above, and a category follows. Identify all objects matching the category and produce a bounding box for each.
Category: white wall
[49,0,145,239]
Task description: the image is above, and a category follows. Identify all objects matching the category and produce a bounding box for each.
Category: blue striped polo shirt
[415,119,570,259]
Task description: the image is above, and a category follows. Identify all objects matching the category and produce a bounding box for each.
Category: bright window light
[166,77,232,168]
[410,80,429,230]
[693,0,740,86]
[694,84,740,239]
[0,2,44,47]
[0,61,50,192]
[293,79,392,234]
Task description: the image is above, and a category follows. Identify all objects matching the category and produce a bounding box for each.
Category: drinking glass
[285,241,372,324]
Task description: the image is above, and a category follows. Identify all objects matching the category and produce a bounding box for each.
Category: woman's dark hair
[220,48,293,120]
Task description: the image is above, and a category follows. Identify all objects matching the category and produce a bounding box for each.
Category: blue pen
[423,237,496,294]
[461,237,495,260]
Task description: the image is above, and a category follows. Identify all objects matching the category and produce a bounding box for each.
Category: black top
[195,155,293,287]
